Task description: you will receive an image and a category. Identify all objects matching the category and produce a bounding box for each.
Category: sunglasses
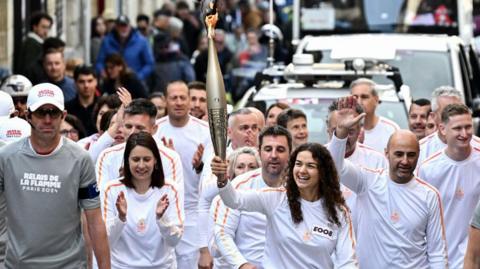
[60,129,79,136]
[12,96,27,104]
[32,108,63,118]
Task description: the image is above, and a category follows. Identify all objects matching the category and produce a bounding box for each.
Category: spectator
[152,18,196,93]
[65,58,83,78]
[65,65,99,135]
[102,9,117,32]
[91,16,107,65]
[194,29,233,83]
[152,9,172,38]
[168,16,190,57]
[408,98,431,140]
[42,49,77,102]
[61,114,87,142]
[236,29,268,67]
[25,37,65,85]
[176,1,202,57]
[136,14,154,41]
[188,81,207,120]
[14,12,53,75]
[149,92,167,119]
[92,95,122,134]
[95,15,155,82]
[190,34,208,66]
[277,108,309,150]
[225,25,248,56]
[265,102,289,127]
[0,74,33,119]
[101,53,148,98]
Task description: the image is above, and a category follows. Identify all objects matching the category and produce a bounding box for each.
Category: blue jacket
[95,30,154,81]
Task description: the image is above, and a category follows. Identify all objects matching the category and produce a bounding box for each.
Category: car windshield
[313,50,453,99]
[299,0,458,36]
[263,98,408,145]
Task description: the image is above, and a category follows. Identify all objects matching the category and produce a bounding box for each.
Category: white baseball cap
[0,117,31,144]
[27,83,65,112]
[0,91,15,121]
[1,75,33,97]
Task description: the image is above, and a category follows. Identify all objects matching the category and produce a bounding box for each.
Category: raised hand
[117,87,132,107]
[161,137,175,150]
[156,194,170,220]
[335,96,366,139]
[192,144,205,173]
[116,191,127,222]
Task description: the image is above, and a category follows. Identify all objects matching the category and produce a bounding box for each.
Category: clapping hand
[116,191,127,222]
[156,194,169,220]
[192,144,205,173]
[161,137,175,150]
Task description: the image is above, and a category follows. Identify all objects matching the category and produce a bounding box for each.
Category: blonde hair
[227,147,261,179]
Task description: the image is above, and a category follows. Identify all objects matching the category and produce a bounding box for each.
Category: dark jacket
[95,30,155,81]
[101,73,148,99]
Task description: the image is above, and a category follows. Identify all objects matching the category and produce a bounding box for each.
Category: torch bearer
[204,0,228,182]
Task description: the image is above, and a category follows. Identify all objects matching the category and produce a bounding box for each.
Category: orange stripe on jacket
[414,177,449,266]
[97,145,125,188]
[102,182,124,222]
[164,183,184,225]
[158,148,177,183]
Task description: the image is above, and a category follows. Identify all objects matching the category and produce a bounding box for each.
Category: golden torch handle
[204,0,228,183]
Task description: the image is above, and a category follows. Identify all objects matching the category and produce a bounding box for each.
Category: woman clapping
[103,132,184,269]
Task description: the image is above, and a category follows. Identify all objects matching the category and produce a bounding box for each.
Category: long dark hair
[122,132,164,189]
[286,143,347,226]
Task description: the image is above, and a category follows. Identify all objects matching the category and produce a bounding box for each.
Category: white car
[295,34,480,108]
[238,55,410,144]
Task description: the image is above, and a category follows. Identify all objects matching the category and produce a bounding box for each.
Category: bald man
[328,96,448,269]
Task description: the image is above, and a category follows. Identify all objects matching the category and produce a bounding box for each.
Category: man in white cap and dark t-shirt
[0,83,111,268]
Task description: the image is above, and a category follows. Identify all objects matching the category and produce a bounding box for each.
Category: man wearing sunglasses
[0,83,111,269]
[0,74,32,120]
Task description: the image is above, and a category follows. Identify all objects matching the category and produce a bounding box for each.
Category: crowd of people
[1,71,480,268]
[0,2,480,269]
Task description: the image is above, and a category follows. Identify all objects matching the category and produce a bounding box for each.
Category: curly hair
[286,143,347,226]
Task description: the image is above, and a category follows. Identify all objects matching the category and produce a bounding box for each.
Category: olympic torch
[204,0,228,180]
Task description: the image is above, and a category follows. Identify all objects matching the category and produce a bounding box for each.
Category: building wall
[0,0,13,69]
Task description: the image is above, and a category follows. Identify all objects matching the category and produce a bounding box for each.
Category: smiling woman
[216,140,358,268]
[102,132,184,269]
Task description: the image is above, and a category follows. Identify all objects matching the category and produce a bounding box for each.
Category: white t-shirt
[218,181,358,269]
[95,141,183,197]
[329,135,448,269]
[198,174,218,249]
[154,115,213,224]
[344,142,388,232]
[212,169,267,269]
[417,147,480,268]
[363,116,400,153]
[418,131,480,165]
[349,142,388,169]
[103,180,184,269]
